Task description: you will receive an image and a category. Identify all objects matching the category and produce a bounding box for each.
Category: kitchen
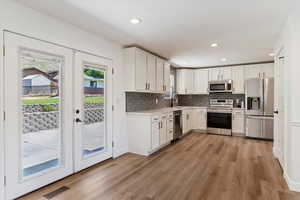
[125,47,275,156]
[1,0,300,200]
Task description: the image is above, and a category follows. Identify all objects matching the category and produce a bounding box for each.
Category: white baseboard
[113,146,128,158]
[284,172,300,192]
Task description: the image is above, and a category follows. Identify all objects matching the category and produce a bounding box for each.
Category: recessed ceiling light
[269,53,275,57]
[130,18,142,24]
[221,58,227,62]
[211,43,218,47]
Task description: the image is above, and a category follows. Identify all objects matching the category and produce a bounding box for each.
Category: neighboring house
[23,74,58,96]
[83,75,104,95]
[84,75,104,88]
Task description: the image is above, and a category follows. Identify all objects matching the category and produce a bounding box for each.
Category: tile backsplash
[126,92,171,112]
[178,93,245,107]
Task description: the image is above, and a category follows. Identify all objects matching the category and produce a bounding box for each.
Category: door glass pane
[82,65,105,157]
[21,49,63,178]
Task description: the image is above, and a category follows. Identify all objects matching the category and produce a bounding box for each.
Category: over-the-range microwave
[208,80,233,93]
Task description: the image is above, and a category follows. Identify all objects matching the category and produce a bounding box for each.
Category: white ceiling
[16,0,292,67]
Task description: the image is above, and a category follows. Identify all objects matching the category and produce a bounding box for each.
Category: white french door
[73,52,113,172]
[4,32,74,199]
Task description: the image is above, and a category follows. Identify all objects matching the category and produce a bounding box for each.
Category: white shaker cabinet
[163,62,171,93]
[231,66,245,94]
[159,114,168,146]
[156,58,165,93]
[124,47,170,93]
[147,54,157,92]
[209,68,220,81]
[134,48,148,91]
[194,69,209,94]
[209,67,232,81]
[232,110,245,135]
[191,108,207,130]
[261,63,274,78]
[176,69,194,94]
[182,109,193,134]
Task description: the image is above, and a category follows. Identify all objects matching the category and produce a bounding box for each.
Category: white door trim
[73,52,113,172]
[0,28,5,200]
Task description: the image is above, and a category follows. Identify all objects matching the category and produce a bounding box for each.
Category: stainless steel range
[207,99,233,136]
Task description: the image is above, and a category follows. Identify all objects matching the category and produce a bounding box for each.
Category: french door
[73,52,113,172]
[4,32,74,199]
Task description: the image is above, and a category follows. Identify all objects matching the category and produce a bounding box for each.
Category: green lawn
[22,96,104,105]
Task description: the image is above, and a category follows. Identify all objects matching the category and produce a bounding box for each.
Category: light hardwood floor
[19,133,300,200]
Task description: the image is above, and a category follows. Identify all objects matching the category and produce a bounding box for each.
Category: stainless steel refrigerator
[245,78,274,139]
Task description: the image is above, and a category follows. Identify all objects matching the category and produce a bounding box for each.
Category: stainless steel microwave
[208,80,232,93]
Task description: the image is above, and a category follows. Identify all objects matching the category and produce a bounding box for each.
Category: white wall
[274,3,300,192]
[0,0,128,158]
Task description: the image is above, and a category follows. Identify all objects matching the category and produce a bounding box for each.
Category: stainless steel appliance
[208,80,233,93]
[173,110,182,141]
[245,78,274,139]
[207,99,233,136]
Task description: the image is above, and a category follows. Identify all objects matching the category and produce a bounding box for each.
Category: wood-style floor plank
[18,133,300,200]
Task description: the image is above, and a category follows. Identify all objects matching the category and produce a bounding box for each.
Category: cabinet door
[159,115,167,145]
[209,68,220,81]
[232,66,244,94]
[221,67,232,80]
[185,70,194,93]
[187,111,193,132]
[194,69,209,94]
[135,49,148,91]
[261,63,274,78]
[164,62,171,93]
[244,65,262,79]
[156,58,164,92]
[176,70,186,94]
[232,112,245,134]
[199,109,207,130]
[151,121,160,150]
[147,54,157,92]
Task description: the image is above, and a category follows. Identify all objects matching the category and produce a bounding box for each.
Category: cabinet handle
[145,83,148,90]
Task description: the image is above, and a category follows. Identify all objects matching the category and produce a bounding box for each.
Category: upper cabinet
[231,66,244,94]
[209,67,232,81]
[194,69,209,94]
[244,63,274,79]
[156,58,165,93]
[176,69,193,94]
[124,47,170,93]
[163,62,171,93]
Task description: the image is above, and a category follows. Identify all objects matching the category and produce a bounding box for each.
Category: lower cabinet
[127,112,173,156]
[191,108,207,130]
[183,108,207,134]
[232,110,245,136]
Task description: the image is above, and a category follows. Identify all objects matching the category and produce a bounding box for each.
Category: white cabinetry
[244,63,274,79]
[191,108,207,130]
[176,69,193,94]
[182,109,193,134]
[124,47,170,93]
[231,66,245,94]
[194,69,209,94]
[156,58,164,93]
[209,67,232,81]
[147,54,157,92]
[232,110,245,135]
[164,62,171,93]
[127,112,173,156]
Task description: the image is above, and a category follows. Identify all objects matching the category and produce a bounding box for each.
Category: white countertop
[127,106,208,116]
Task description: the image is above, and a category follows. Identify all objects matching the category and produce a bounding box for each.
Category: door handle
[75,118,82,123]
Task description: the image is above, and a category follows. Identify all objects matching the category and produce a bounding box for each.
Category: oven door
[207,112,232,129]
